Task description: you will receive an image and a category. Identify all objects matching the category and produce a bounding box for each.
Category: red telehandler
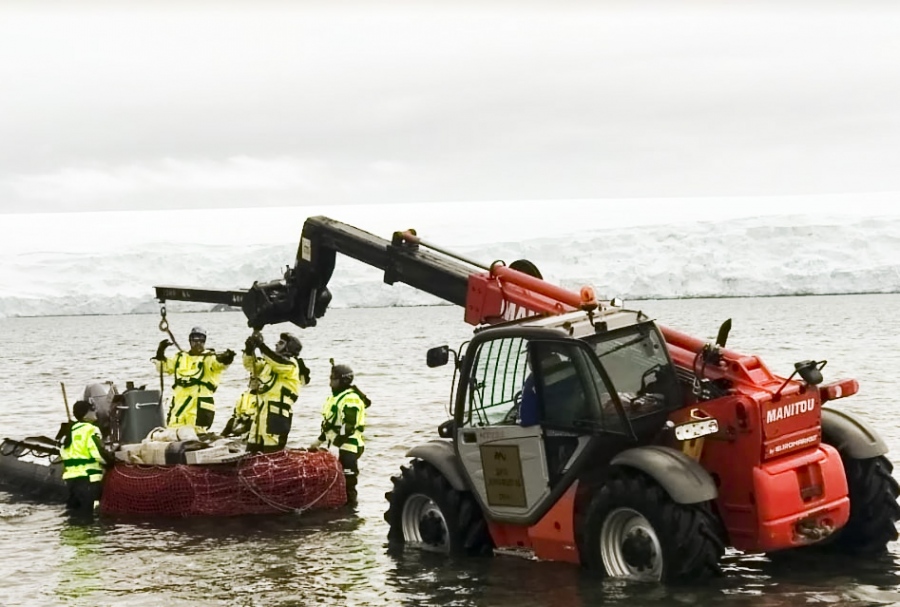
[156,216,900,583]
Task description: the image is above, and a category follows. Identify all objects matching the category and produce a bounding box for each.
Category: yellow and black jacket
[244,353,304,451]
[59,422,107,483]
[319,388,367,454]
[155,350,230,430]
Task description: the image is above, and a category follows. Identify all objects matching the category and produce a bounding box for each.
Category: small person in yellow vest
[153,326,235,431]
[221,376,262,439]
[309,362,371,504]
[59,400,115,519]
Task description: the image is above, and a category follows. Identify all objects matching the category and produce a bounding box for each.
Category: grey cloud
[2,1,900,213]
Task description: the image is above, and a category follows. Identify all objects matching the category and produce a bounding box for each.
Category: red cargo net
[100,449,346,516]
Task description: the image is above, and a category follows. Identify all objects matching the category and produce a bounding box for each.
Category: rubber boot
[344,472,358,505]
[338,449,360,506]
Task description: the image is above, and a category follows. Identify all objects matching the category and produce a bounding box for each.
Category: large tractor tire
[384,459,493,556]
[580,472,725,583]
[830,454,900,554]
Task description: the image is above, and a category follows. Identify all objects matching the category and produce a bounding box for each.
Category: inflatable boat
[0,382,346,515]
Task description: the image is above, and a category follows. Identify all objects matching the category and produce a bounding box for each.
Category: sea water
[1,297,899,607]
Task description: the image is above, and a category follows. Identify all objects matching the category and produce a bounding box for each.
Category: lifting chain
[158,303,182,351]
[157,302,176,414]
[158,303,169,332]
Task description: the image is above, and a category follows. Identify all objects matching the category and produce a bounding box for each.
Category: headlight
[673,415,719,441]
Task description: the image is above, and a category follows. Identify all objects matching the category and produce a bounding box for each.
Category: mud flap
[821,407,888,459]
[610,445,717,504]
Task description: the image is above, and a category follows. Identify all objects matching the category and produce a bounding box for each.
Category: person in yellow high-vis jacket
[221,376,262,439]
[153,326,235,431]
[310,362,371,504]
[59,400,115,519]
[243,331,310,453]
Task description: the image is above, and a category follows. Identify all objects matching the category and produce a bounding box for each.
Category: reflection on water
[1,298,900,606]
[384,549,900,607]
[56,523,106,606]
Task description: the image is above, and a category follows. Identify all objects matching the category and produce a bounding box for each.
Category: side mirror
[426,345,450,368]
[774,359,828,397]
[795,359,826,386]
[438,419,456,438]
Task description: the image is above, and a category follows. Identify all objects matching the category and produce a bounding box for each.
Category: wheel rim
[600,507,664,580]
[401,492,450,553]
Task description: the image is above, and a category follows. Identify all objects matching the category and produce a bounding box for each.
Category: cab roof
[483,304,652,340]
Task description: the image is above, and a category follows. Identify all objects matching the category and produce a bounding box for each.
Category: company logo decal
[766,398,816,424]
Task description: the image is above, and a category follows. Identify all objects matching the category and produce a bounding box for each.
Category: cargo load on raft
[0,381,347,516]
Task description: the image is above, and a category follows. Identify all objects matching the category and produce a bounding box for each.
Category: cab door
[456,331,644,526]
[455,335,551,524]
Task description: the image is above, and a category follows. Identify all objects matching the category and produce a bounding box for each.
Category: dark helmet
[72,400,93,420]
[279,332,303,356]
[189,326,208,339]
[330,363,354,386]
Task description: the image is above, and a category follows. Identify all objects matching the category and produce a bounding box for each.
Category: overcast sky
[2,0,899,214]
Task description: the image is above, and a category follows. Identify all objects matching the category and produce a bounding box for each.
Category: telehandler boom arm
[155,215,586,330]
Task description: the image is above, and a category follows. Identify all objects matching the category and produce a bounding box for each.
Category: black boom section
[155,216,473,330]
[154,286,248,307]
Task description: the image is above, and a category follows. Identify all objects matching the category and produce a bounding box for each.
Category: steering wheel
[639,364,663,395]
[499,391,523,425]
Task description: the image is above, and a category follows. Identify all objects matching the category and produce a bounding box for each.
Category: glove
[217,349,236,365]
[155,339,172,360]
[297,358,311,385]
[245,334,262,351]
[308,439,323,451]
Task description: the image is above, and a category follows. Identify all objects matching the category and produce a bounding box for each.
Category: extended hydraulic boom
[155,215,590,330]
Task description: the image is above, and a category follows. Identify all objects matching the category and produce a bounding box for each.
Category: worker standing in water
[243,331,310,453]
[153,326,235,431]
[311,361,371,505]
[59,400,115,520]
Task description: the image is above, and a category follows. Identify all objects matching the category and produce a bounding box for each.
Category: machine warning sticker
[480,444,527,508]
[301,237,312,262]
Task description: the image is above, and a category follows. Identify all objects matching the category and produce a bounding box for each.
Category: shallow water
[1,296,899,607]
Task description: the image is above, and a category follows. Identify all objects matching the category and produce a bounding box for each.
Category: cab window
[589,323,681,420]
[531,342,627,434]
[464,336,529,427]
